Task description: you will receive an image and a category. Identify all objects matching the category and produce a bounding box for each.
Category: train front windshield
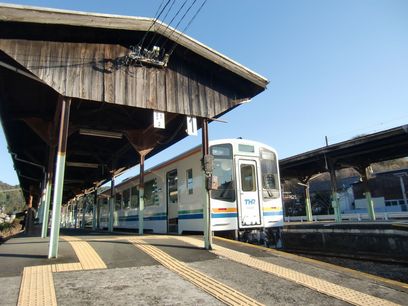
[260,148,280,199]
[210,144,235,202]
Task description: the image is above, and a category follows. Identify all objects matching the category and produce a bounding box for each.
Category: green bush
[0,218,22,237]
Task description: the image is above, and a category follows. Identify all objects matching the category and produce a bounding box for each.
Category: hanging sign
[153,111,165,129]
[186,116,197,136]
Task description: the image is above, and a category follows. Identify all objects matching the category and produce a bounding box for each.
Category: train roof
[103,139,277,193]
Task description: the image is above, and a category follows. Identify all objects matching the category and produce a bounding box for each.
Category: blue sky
[0,0,407,185]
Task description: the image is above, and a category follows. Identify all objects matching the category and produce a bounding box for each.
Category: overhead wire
[152,0,190,49]
[167,0,208,56]
[145,0,177,50]
[137,0,172,48]
[165,0,199,44]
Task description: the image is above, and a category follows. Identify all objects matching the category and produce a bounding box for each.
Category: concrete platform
[1,229,407,306]
[282,221,408,262]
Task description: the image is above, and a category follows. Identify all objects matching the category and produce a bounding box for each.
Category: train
[97,139,283,243]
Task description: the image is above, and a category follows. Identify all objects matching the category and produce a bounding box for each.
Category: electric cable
[167,0,208,56]
[137,0,172,48]
[145,0,177,50]
[163,0,198,49]
[153,0,190,49]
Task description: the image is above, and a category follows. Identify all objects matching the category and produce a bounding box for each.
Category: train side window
[115,193,122,210]
[210,144,235,202]
[186,169,193,194]
[167,170,178,203]
[123,189,130,209]
[145,179,159,206]
[260,148,280,199]
[130,186,139,208]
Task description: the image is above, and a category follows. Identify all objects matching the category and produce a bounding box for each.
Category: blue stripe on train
[211,213,238,218]
[113,211,282,222]
[178,213,203,220]
[263,211,283,216]
[118,215,166,221]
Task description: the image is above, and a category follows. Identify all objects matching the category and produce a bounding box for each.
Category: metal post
[139,154,145,235]
[70,203,74,227]
[362,167,376,221]
[38,175,47,225]
[305,184,313,222]
[395,174,408,210]
[38,194,45,225]
[81,197,86,229]
[109,178,115,232]
[48,97,71,259]
[328,162,341,223]
[92,189,97,230]
[42,140,57,237]
[74,198,78,228]
[61,205,65,227]
[96,197,100,230]
[202,118,212,250]
[41,178,52,237]
[65,204,70,227]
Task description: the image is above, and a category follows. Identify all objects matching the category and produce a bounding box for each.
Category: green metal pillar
[81,197,86,229]
[74,198,78,228]
[361,167,376,221]
[305,185,313,222]
[41,178,52,237]
[108,178,115,232]
[138,154,145,235]
[70,203,74,227]
[202,118,212,250]
[48,97,71,259]
[96,198,100,230]
[328,161,341,223]
[92,189,97,231]
[298,180,313,222]
[38,190,45,225]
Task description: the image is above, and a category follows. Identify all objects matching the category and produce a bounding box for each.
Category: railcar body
[98,139,283,238]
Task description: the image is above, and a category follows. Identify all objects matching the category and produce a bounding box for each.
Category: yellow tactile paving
[62,236,107,270]
[214,236,408,290]
[174,236,400,306]
[129,237,264,306]
[17,236,107,306]
[51,262,83,273]
[17,265,57,306]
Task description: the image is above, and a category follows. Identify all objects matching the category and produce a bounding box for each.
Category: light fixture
[66,162,99,169]
[79,128,122,139]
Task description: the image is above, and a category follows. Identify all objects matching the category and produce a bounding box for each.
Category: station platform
[1,229,407,306]
[282,221,408,262]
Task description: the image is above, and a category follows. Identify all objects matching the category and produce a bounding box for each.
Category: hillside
[0,181,26,214]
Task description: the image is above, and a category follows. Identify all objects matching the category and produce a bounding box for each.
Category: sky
[0,0,407,186]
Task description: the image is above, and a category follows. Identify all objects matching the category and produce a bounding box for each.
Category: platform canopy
[0,4,268,204]
[280,125,408,180]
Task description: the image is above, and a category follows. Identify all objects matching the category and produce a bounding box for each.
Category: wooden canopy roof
[0,4,268,204]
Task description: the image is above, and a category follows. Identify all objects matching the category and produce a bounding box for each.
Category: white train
[98,139,283,242]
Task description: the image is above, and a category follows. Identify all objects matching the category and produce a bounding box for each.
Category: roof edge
[0,3,269,89]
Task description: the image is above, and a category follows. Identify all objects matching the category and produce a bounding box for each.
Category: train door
[166,169,179,233]
[237,159,262,228]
